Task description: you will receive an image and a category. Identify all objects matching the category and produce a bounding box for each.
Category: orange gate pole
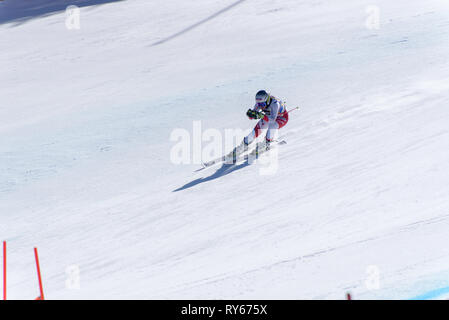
[34,248,44,300]
[2,241,6,300]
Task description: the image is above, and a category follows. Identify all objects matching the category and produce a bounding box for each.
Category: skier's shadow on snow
[173,161,250,192]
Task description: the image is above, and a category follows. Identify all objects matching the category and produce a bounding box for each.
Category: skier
[234,90,289,157]
[202,90,290,167]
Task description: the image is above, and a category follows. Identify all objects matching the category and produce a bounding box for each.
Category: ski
[201,155,226,169]
[241,139,287,162]
[201,143,248,168]
[200,139,286,169]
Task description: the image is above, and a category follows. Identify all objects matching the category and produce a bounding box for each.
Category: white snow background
[1,0,449,299]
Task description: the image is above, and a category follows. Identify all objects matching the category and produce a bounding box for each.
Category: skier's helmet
[255,90,271,107]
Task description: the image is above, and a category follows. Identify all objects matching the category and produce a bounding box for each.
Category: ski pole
[287,106,300,114]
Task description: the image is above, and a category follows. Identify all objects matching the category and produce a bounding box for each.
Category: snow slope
[1,0,449,299]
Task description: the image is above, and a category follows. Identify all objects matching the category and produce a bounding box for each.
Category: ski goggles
[256,101,267,107]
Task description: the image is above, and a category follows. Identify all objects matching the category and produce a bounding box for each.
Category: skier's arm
[264,101,280,122]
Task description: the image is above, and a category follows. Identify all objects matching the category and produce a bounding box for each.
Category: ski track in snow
[1,0,449,299]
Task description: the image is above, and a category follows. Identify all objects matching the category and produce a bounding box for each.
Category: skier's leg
[276,111,289,129]
[231,120,267,163]
[265,122,280,149]
[244,120,267,145]
[265,113,289,149]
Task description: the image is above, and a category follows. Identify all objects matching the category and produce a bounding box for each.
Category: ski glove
[246,109,265,120]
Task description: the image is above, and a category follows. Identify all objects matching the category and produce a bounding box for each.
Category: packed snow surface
[1,0,449,299]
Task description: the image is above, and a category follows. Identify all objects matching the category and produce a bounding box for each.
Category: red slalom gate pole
[2,241,6,300]
[34,247,44,300]
[346,292,352,300]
